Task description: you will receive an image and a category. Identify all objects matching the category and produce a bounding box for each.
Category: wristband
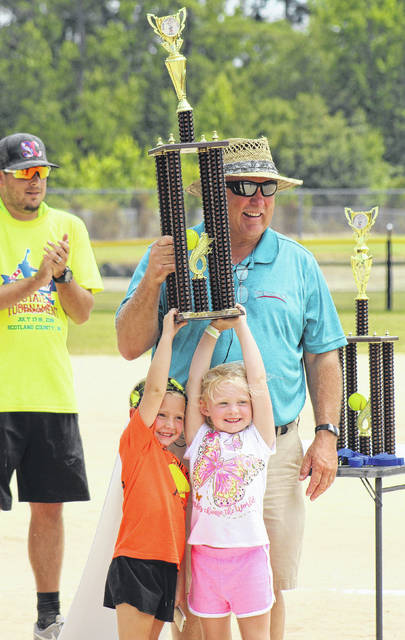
[315,423,340,437]
[204,325,220,340]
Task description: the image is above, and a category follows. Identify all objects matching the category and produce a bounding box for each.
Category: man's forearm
[304,349,342,425]
[301,349,342,500]
[116,275,161,360]
[56,282,94,324]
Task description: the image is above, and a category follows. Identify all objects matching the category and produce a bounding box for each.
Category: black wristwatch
[315,423,340,437]
[53,267,73,283]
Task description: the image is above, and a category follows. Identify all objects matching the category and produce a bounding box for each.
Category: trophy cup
[147,7,241,322]
[338,207,397,457]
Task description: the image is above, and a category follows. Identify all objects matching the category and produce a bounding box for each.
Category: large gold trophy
[147,7,241,322]
[338,207,398,458]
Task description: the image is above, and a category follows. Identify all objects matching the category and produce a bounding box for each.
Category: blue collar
[247,228,279,266]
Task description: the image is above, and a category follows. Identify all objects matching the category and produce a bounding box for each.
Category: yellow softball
[186,228,199,251]
[348,392,367,411]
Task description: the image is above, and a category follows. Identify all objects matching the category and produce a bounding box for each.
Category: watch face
[161,16,180,36]
[353,213,368,229]
[54,267,73,283]
[315,424,339,437]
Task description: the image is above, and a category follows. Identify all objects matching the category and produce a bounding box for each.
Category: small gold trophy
[344,206,378,300]
[147,8,191,113]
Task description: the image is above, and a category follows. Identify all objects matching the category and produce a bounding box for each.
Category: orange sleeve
[121,408,152,452]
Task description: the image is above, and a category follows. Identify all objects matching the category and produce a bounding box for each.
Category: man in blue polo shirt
[116,137,347,640]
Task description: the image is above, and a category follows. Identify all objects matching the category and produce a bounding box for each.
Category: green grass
[67,292,123,355]
[333,291,404,345]
[298,235,405,262]
[92,240,155,267]
[91,236,405,266]
[67,290,405,355]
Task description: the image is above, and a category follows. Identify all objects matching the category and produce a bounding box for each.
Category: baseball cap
[0,133,59,171]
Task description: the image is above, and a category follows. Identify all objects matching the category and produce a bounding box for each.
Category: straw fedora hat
[186,136,302,197]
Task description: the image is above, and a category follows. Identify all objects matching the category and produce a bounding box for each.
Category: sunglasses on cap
[226,179,278,197]
[129,377,187,410]
[3,166,51,180]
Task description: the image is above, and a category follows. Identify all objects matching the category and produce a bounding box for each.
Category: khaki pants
[264,421,305,591]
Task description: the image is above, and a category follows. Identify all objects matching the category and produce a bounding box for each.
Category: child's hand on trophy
[211,305,246,333]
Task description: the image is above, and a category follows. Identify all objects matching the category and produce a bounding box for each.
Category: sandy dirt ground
[1,354,405,640]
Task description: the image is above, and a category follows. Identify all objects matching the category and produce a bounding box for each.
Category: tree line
[0,0,403,190]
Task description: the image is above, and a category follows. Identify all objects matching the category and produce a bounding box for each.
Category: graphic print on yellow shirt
[3,247,58,317]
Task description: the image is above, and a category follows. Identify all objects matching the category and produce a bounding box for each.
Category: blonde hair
[200,362,249,404]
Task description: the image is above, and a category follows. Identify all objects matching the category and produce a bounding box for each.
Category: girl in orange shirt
[104,309,190,640]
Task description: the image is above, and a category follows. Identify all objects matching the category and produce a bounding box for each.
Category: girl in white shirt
[184,306,276,640]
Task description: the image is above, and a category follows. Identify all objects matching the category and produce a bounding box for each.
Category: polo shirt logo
[255,290,287,303]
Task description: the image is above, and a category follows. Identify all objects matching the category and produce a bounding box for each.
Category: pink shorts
[188,545,274,618]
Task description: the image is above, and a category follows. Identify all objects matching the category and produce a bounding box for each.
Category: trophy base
[346,335,398,343]
[176,307,244,323]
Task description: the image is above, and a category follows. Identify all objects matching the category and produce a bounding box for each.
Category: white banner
[59,457,122,640]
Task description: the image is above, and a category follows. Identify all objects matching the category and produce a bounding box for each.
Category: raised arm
[139,309,187,427]
[233,311,275,447]
[116,236,175,360]
[185,325,220,446]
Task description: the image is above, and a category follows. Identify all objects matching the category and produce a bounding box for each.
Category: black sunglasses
[226,179,278,197]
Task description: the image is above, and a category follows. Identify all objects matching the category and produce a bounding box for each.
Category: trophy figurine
[338,206,398,458]
[345,206,378,303]
[147,7,241,322]
[356,397,372,439]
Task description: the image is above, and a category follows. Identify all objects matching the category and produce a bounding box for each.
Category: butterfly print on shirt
[192,431,265,507]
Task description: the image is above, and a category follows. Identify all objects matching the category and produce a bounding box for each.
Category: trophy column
[382,340,395,454]
[155,149,178,309]
[357,298,369,455]
[369,341,384,454]
[337,347,347,450]
[178,110,194,143]
[345,340,360,452]
[197,142,235,311]
[197,147,222,311]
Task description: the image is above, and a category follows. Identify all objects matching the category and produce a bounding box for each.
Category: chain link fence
[46,187,405,295]
[46,187,405,240]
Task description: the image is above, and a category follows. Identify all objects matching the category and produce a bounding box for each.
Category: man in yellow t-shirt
[0,132,103,640]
